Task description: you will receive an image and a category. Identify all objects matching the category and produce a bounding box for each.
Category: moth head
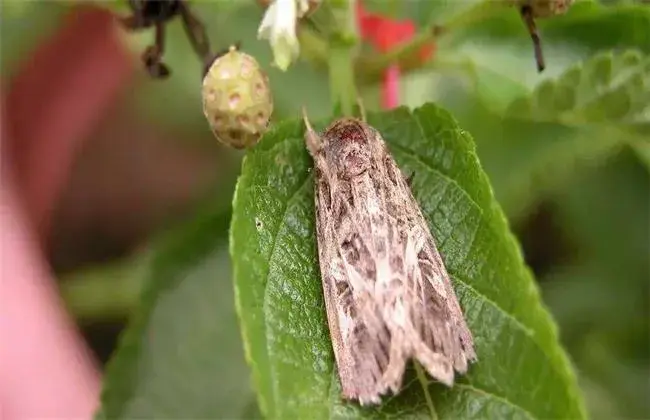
[325,119,372,179]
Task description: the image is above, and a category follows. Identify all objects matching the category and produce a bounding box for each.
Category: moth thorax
[328,123,372,178]
[335,144,372,178]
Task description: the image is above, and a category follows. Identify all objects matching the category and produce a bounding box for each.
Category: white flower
[258,0,310,71]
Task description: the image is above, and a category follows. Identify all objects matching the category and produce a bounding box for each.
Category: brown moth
[302,108,477,405]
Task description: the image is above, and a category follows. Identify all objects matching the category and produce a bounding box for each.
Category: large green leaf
[98,201,253,419]
[434,49,648,221]
[451,2,650,55]
[506,50,650,135]
[231,103,586,419]
[440,2,650,98]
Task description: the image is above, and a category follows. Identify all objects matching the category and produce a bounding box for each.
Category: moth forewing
[302,109,476,405]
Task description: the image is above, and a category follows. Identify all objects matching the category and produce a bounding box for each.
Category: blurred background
[1,0,648,418]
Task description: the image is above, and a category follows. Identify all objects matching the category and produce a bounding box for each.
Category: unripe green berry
[202,45,273,149]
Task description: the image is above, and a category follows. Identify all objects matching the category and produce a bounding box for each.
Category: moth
[302,109,477,405]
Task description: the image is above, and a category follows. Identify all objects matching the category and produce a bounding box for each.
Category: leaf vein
[452,384,537,420]
[389,142,484,218]
[451,274,535,338]
[262,171,313,418]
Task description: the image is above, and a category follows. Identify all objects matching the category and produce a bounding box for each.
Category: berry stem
[327,0,359,116]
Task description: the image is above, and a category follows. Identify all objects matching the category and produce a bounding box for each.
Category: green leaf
[231,103,586,419]
[490,49,649,217]
[452,2,650,55]
[434,49,648,221]
[631,141,650,169]
[443,2,650,89]
[99,201,253,419]
[506,50,650,134]
[542,3,650,55]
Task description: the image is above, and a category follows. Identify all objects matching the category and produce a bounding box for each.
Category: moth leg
[178,1,211,65]
[302,107,322,155]
[142,21,170,78]
[520,5,545,72]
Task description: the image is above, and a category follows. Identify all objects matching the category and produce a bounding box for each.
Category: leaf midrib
[510,52,649,127]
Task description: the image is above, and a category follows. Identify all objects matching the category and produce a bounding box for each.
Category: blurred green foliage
[1,0,648,419]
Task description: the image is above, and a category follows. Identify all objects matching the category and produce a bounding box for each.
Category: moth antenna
[520,5,545,72]
[356,98,367,122]
[302,106,321,153]
[302,106,313,131]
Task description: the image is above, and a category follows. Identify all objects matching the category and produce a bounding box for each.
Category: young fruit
[202,45,273,149]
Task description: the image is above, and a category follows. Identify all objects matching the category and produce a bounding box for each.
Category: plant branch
[297,24,329,67]
[356,0,512,83]
[355,25,443,82]
[327,0,359,116]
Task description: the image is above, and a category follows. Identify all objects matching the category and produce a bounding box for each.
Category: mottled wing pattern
[312,161,392,405]
[374,130,477,382]
[306,115,476,405]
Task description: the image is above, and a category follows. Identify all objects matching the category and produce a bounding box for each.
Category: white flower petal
[257,2,278,39]
[257,0,303,71]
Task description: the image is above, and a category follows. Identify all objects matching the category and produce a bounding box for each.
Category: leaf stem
[327,0,359,116]
[414,362,439,420]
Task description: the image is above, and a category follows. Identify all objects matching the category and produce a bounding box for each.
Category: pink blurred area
[0,5,218,418]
